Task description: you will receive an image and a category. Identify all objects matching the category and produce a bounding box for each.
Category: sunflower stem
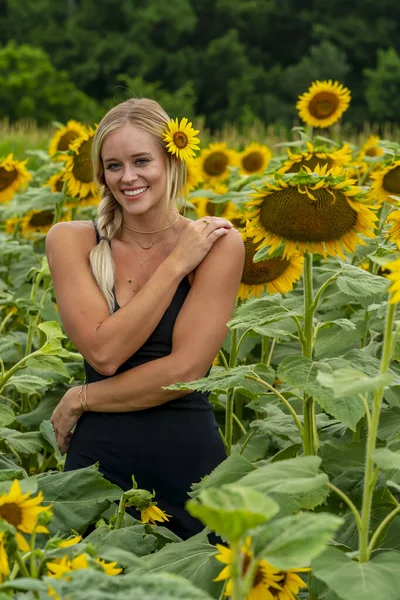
[15,550,30,578]
[302,252,316,455]
[359,301,396,562]
[225,329,238,455]
[114,493,128,530]
[229,539,242,600]
[261,335,269,364]
[30,530,37,577]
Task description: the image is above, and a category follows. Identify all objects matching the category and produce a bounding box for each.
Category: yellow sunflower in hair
[279,142,352,174]
[48,120,87,161]
[245,165,377,260]
[198,143,238,182]
[297,80,351,129]
[368,160,400,205]
[64,126,98,199]
[0,154,32,203]
[239,143,272,175]
[163,117,200,162]
[238,239,304,299]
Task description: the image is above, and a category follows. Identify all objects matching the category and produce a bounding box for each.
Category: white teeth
[123,187,148,196]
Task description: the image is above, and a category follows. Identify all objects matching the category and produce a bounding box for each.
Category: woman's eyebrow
[103,152,152,164]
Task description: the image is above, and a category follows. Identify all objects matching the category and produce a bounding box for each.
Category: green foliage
[365,48,400,122]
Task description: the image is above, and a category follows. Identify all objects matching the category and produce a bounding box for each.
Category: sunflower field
[0,81,400,600]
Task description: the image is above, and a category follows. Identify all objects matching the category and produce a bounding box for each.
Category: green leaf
[139,532,222,597]
[189,452,256,499]
[38,321,66,340]
[187,484,279,540]
[238,456,328,495]
[37,464,122,534]
[254,512,343,570]
[16,392,60,428]
[0,429,44,455]
[166,364,274,393]
[39,420,63,465]
[26,354,70,378]
[228,296,300,331]
[278,357,365,430]
[317,367,392,397]
[337,264,390,300]
[312,547,400,600]
[251,405,302,444]
[85,524,157,557]
[0,404,15,428]
[373,448,400,471]
[4,373,52,393]
[315,321,365,359]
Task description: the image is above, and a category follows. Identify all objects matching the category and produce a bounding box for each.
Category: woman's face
[101,123,168,219]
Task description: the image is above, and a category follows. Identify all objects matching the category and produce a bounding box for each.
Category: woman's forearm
[73,353,198,413]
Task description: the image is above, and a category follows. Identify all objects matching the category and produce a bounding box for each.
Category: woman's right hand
[168,217,233,275]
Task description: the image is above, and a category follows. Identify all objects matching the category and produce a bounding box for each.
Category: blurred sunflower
[194,183,229,218]
[163,117,200,161]
[386,210,400,249]
[385,257,400,304]
[244,166,377,260]
[369,160,400,204]
[238,239,304,299]
[4,217,21,235]
[239,143,272,176]
[19,208,66,237]
[0,479,51,552]
[64,127,98,198]
[198,143,238,182]
[214,538,283,599]
[358,136,384,160]
[45,171,67,193]
[0,533,9,582]
[296,80,351,128]
[186,158,203,193]
[140,503,170,525]
[48,120,87,161]
[279,142,351,174]
[0,154,32,203]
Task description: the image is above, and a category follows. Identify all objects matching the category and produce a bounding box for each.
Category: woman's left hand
[50,387,84,453]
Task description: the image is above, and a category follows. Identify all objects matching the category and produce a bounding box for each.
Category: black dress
[64,221,226,539]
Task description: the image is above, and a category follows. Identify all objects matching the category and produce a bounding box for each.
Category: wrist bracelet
[83,383,91,412]
[78,383,90,412]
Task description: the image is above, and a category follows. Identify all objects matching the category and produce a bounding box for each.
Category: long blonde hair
[89,98,187,313]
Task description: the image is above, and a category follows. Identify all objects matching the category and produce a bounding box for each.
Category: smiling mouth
[122,186,149,197]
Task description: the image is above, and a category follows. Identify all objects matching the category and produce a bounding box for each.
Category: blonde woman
[46,98,244,539]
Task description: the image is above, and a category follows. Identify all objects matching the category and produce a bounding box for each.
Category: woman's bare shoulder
[46,220,95,252]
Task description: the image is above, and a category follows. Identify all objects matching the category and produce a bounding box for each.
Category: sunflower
[163,118,200,162]
[244,165,377,260]
[48,120,87,161]
[279,142,351,174]
[0,154,32,204]
[214,538,283,599]
[45,170,67,194]
[386,210,400,249]
[140,503,170,525]
[198,143,238,182]
[385,258,400,304]
[194,183,229,218]
[0,479,51,552]
[58,535,82,549]
[4,217,21,235]
[19,208,56,237]
[358,136,384,160]
[47,554,89,579]
[272,568,309,600]
[186,158,204,194]
[369,160,400,205]
[239,143,272,176]
[96,558,123,576]
[63,127,98,199]
[238,240,304,299]
[296,80,351,128]
[0,532,9,581]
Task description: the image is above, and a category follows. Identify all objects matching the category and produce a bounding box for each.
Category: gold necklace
[129,239,163,290]
[122,210,179,251]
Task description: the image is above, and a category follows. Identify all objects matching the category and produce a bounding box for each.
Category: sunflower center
[0,167,18,191]
[0,502,23,527]
[365,147,380,157]
[242,241,290,285]
[286,154,334,174]
[72,139,93,183]
[308,92,339,120]
[383,166,400,194]
[203,152,228,177]
[242,152,264,173]
[30,210,55,227]
[58,131,80,152]
[259,186,357,242]
[173,131,188,149]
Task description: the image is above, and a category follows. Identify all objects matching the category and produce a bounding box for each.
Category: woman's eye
[135,158,149,165]
[106,163,120,170]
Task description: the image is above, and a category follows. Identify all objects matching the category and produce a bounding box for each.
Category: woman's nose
[121,165,139,184]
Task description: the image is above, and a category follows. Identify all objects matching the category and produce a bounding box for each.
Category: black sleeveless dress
[64,221,226,539]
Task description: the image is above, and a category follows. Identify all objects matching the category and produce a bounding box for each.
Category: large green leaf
[373,448,400,471]
[228,296,301,331]
[16,392,60,428]
[0,404,15,428]
[277,357,365,430]
[139,531,222,597]
[189,452,256,499]
[237,456,328,495]
[254,512,342,570]
[26,354,70,378]
[317,367,392,397]
[337,264,390,300]
[166,364,274,394]
[4,373,52,393]
[39,420,63,466]
[37,464,122,534]
[315,321,365,359]
[85,524,157,557]
[187,484,279,540]
[0,428,44,455]
[312,547,400,600]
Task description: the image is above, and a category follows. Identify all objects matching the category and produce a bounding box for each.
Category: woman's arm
[51,229,245,451]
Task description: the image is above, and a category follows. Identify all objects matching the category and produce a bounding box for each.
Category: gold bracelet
[83,383,91,412]
[78,383,86,412]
